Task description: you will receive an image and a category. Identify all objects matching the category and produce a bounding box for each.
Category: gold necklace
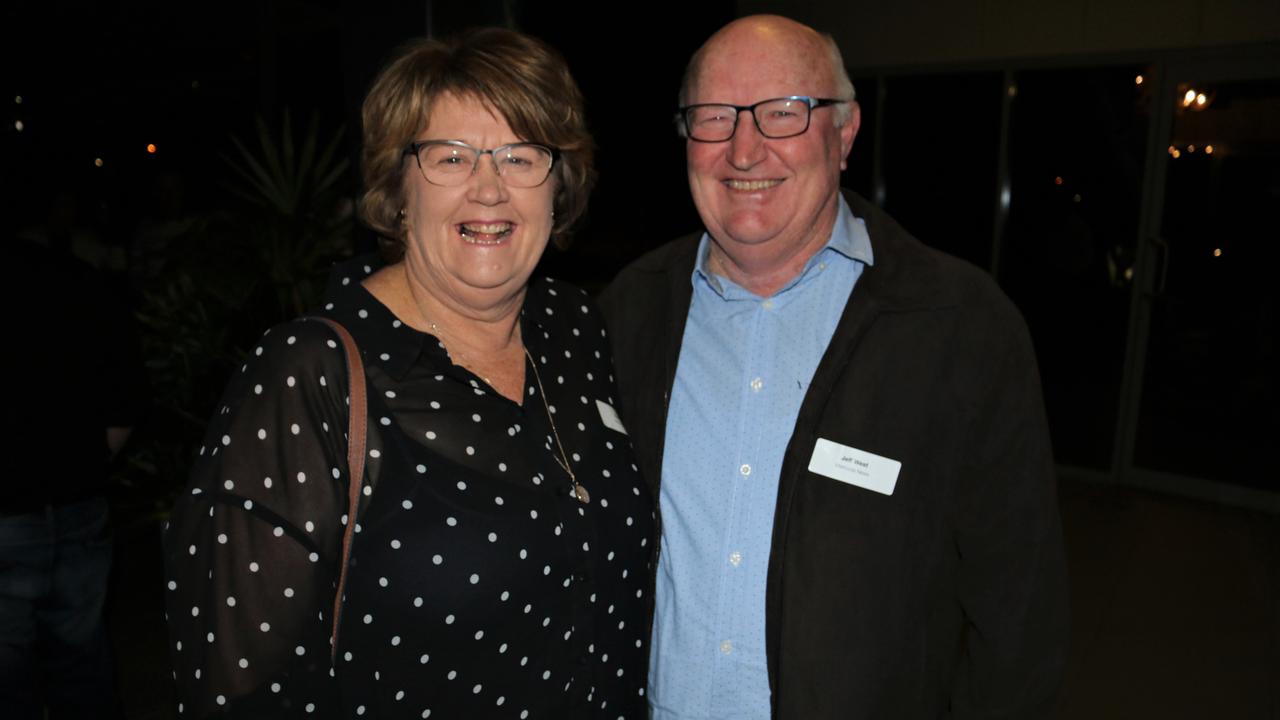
[524,348,589,504]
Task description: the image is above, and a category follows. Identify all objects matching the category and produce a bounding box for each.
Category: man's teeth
[459,222,513,243]
[725,179,783,191]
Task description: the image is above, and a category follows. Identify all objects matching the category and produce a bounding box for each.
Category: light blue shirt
[649,197,874,719]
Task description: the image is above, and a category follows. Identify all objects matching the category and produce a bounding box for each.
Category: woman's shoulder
[525,276,606,329]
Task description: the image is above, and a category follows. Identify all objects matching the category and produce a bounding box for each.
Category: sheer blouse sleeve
[164,319,358,719]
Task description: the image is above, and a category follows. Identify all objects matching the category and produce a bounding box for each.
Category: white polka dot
[363,614,373,624]
[284,588,295,597]
[260,622,271,632]
[226,596,236,607]
[432,555,443,565]
[295,646,305,656]
[221,435,231,446]
[414,597,423,607]
[296,472,306,483]
[257,429,267,440]
[272,527,284,537]
[287,376,296,387]
[254,384,263,395]
[390,539,402,549]
[445,614,455,624]
[291,423,300,435]
[456,481,467,491]
[487,532,497,542]
[469,573,480,584]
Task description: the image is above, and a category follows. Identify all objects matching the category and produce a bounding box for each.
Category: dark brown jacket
[598,191,1069,718]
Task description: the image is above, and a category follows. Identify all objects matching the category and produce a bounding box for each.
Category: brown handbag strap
[311,317,367,665]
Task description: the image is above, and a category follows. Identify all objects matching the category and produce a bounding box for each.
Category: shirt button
[762,299,774,310]
[720,640,733,654]
[739,464,751,477]
[749,377,763,392]
[729,551,742,567]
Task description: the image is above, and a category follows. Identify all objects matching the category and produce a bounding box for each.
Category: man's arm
[951,311,1070,719]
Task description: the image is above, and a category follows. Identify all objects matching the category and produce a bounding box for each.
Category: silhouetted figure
[1,233,147,720]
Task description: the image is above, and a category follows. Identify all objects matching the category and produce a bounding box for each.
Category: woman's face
[401,92,555,314]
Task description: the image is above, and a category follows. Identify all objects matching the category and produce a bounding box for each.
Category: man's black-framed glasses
[403,140,559,187]
[677,96,849,142]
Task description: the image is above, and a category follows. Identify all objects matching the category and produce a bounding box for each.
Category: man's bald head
[679,15,855,126]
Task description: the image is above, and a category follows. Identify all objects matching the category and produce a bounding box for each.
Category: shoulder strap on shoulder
[309,316,367,664]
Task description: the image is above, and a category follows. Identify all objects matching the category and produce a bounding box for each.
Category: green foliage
[115,112,355,522]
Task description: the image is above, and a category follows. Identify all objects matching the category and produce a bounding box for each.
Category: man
[599,14,1069,719]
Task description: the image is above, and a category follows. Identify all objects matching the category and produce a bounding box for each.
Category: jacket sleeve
[950,311,1070,719]
[163,320,354,719]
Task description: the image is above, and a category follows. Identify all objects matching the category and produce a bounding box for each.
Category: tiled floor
[105,477,1280,718]
[1054,479,1280,719]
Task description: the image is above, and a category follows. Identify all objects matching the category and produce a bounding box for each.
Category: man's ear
[838,101,860,171]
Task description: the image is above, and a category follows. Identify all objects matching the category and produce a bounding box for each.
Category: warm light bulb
[1205,145,1214,154]
[1188,144,1196,152]
[146,143,157,154]
[94,158,104,167]
[1183,89,1197,106]
[1195,93,1207,106]
[14,120,23,132]
[1171,149,1181,159]
[13,95,22,104]
[1135,75,1144,85]
[1054,176,1063,185]
[1213,248,1222,257]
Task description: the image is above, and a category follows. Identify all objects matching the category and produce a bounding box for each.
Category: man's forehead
[690,43,831,103]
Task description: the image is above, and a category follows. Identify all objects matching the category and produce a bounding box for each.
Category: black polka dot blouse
[164,259,656,719]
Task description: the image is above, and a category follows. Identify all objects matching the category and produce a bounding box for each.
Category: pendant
[574,484,590,504]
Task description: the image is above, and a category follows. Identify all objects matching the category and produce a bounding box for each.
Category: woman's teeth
[459,222,513,244]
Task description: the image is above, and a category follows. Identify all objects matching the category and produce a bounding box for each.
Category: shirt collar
[691,194,873,298]
[318,256,430,382]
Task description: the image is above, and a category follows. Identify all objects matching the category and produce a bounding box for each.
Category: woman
[165,28,653,719]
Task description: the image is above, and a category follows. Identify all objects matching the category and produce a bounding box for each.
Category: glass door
[1117,55,1280,505]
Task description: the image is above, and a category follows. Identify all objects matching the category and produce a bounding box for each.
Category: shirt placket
[708,296,771,709]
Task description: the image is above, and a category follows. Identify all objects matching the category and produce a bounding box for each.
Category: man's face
[685,28,858,273]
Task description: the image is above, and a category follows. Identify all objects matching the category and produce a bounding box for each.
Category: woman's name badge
[596,400,627,435]
[808,438,901,496]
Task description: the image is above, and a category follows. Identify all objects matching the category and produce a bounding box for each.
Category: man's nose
[728,110,767,169]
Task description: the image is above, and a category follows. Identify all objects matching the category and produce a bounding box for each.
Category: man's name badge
[596,400,627,435]
[808,438,901,496]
